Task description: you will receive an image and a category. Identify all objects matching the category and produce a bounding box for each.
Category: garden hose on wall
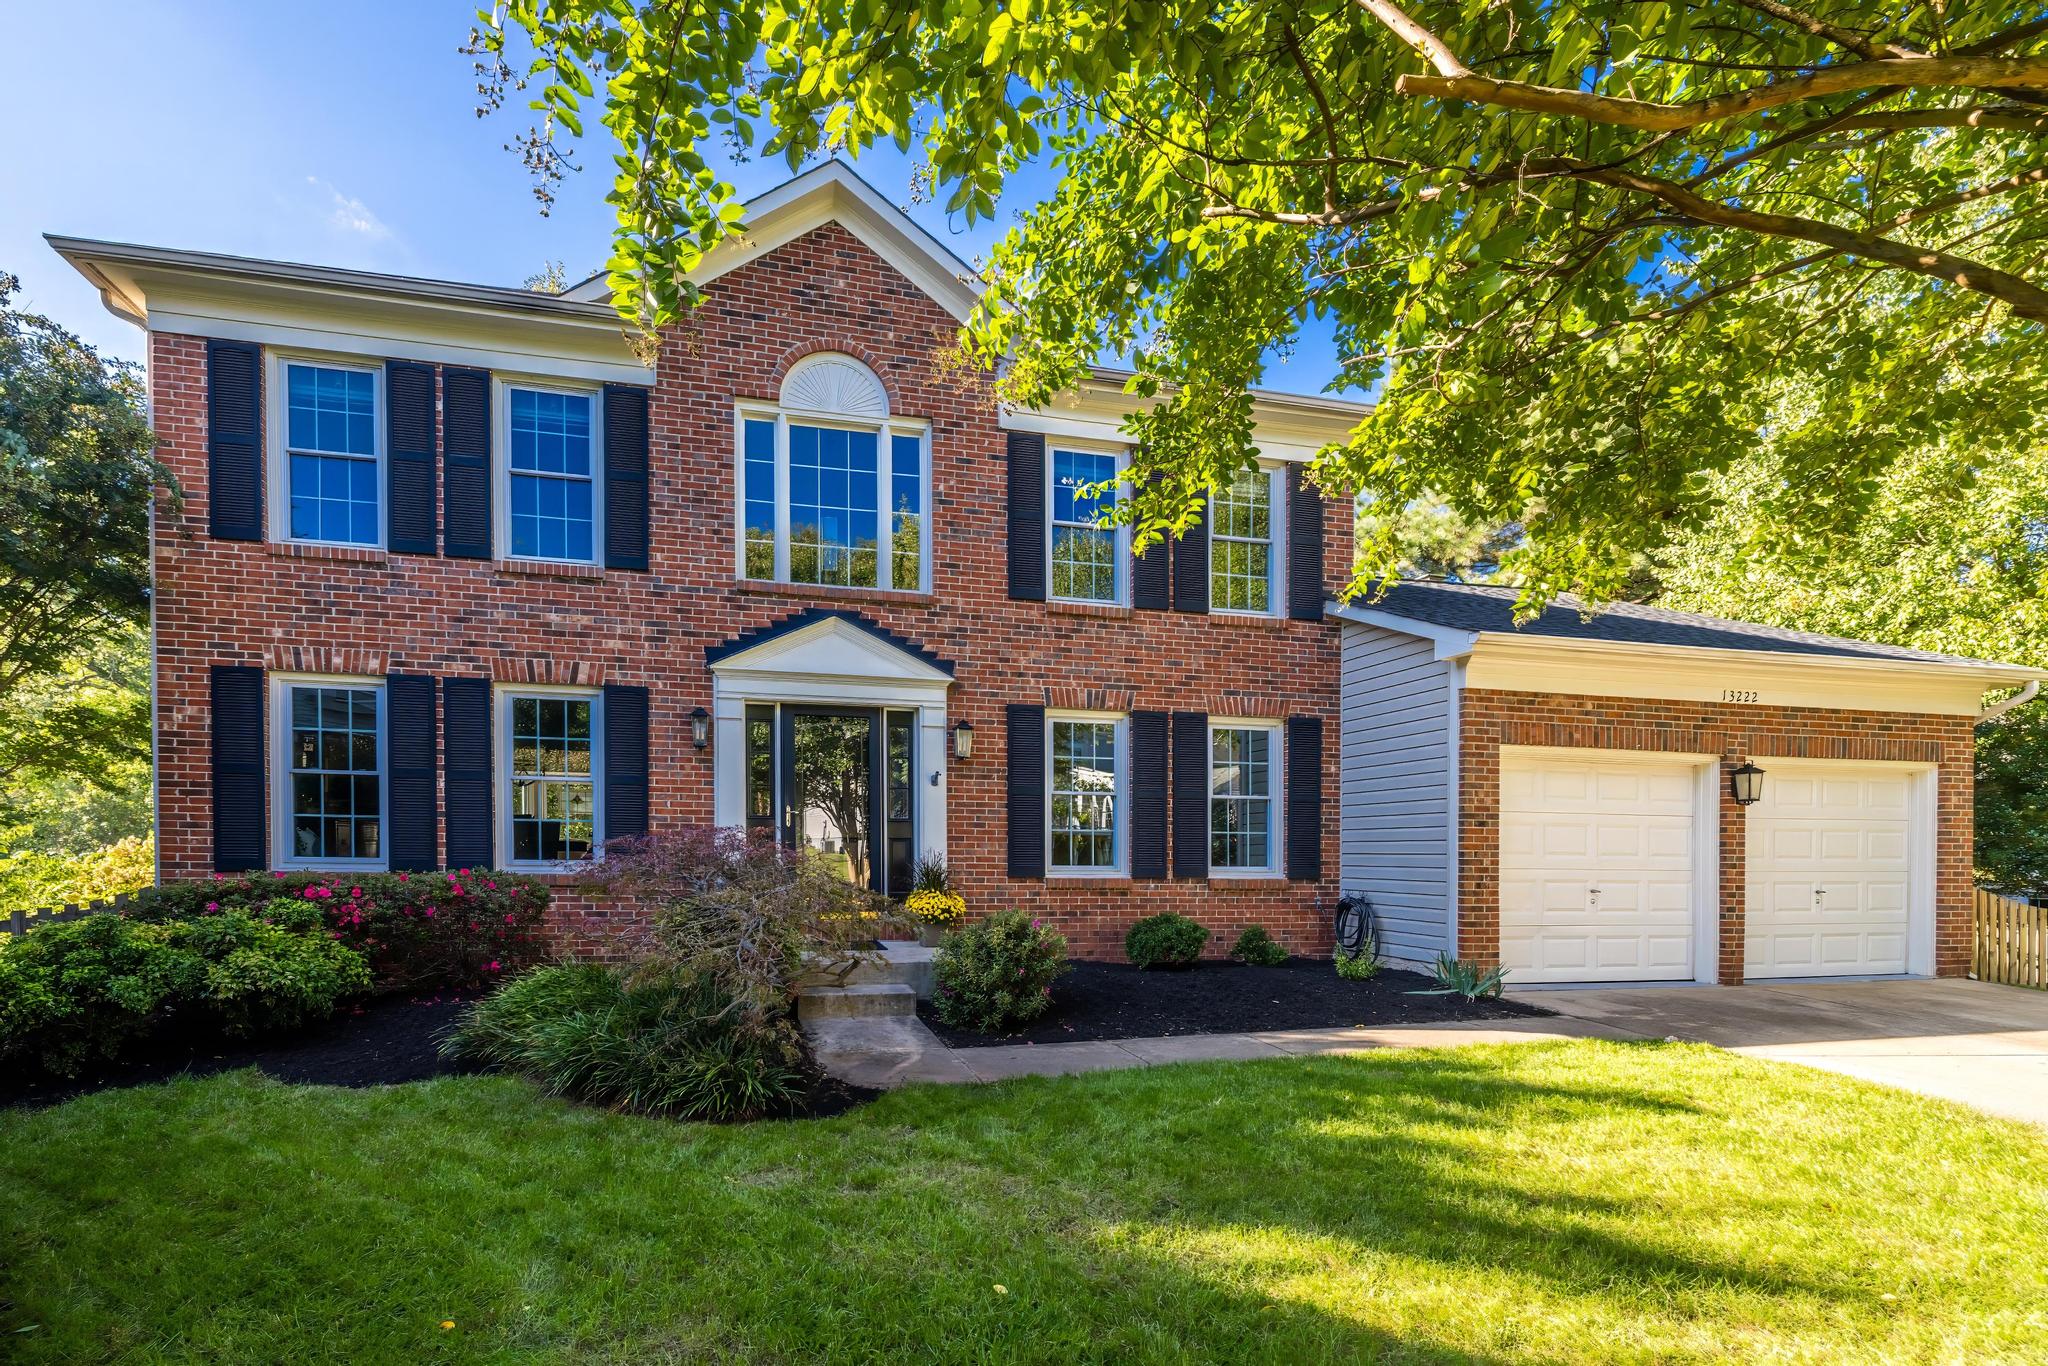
[1335,893,1375,957]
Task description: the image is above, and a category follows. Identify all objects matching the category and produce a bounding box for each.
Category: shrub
[1229,926,1289,966]
[445,963,807,1121]
[0,835,155,918]
[1410,953,1508,1000]
[1333,940,1381,981]
[933,910,1069,1033]
[130,869,549,991]
[0,910,369,1076]
[1125,912,1208,969]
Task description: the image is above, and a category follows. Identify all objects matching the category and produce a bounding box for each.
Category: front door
[770,706,919,896]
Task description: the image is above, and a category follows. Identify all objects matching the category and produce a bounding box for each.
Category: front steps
[795,940,935,1023]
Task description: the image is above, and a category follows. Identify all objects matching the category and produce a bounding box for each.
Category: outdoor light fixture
[1730,760,1766,806]
[690,707,710,750]
[953,721,974,761]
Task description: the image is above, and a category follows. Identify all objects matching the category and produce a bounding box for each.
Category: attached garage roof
[1349,579,2019,671]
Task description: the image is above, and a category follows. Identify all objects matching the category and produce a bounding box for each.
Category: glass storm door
[780,708,883,892]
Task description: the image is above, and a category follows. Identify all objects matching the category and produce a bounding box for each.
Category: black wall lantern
[953,721,974,761]
[690,707,710,750]
[1730,759,1765,806]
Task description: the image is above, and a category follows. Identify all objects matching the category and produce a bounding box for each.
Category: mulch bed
[918,956,1547,1047]
[0,995,879,1121]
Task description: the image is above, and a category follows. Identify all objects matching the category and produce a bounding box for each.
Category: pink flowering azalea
[205,901,219,912]
[350,887,362,899]
[397,872,409,882]
[486,960,501,972]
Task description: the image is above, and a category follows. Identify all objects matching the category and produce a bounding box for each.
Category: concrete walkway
[806,1013,1631,1091]
[1525,977,2048,1130]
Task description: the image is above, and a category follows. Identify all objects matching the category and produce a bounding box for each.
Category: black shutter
[1130,710,1169,878]
[385,362,438,555]
[1006,704,1046,877]
[1285,714,1324,881]
[442,677,494,869]
[1006,431,1046,602]
[603,683,650,841]
[1172,501,1209,614]
[1171,710,1209,878]
[1133,541,1170,611]
[210,665,265,870]
[1287,464,1325,621]
[206,340,263,541]
[386,674,438,871]
[603,385,650,571]
[442,367,492,559]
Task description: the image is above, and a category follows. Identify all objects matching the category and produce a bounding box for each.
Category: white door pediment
[708,612,953,689]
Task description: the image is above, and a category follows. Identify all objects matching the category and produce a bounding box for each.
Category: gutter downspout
[1979,680,2041,725]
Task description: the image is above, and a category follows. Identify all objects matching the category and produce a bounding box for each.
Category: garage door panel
[1499,753,1699,984]
[1746,763,1921,979]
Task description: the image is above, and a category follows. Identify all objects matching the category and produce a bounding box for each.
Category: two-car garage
[1336,580,2036,987]
[1497,749,1931,984]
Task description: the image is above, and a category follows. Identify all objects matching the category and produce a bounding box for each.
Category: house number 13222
[1722,689,1759,703]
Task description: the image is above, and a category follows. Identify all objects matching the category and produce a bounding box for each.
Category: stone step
[796,942,938,998]
[797,983,917,1022]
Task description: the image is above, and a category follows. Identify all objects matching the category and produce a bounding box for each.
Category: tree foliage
[476,0,2047,596]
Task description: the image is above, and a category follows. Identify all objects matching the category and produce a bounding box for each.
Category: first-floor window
[1050,716,1122,871]
[284,682,384,865]
[505,692,600,864]
[1210,723,1277,871]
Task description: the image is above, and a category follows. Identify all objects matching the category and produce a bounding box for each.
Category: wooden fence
[1975,888,2048,990]
[3,892,133,940]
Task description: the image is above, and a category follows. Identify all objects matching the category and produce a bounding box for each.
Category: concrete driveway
[1525,978,2048,1129]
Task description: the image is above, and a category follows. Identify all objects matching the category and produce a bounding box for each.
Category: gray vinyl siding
[1340,623,1455,963]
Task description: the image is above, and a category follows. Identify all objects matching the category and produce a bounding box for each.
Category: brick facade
[1456,689,1976,983]
[147,221,1350,960]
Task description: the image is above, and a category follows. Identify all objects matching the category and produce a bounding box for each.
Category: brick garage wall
[147,221,1349,962]
[1456,689,1976,984]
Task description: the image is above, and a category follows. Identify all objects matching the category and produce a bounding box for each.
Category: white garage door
[1746,765,1916,978]
[1499,753,1699,983]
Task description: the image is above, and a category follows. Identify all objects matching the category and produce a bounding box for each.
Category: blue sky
[6,1,1341,394]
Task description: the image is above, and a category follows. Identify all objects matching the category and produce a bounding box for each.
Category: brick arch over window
[767,339,904,414]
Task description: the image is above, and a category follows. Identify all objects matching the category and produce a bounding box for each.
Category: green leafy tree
[0,273,169,839]
[474,1,2048,599]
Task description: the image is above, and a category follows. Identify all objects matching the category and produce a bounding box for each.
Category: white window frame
[495,684,606,871]
[732,403,933,593]
[1208,719,1284,877]
[1047,441,1131,607]
[1045,710,1128,876]
[1209,463,1287,618]
[494,376,606,566]
[269,672,389,872]
[266,352,386,551]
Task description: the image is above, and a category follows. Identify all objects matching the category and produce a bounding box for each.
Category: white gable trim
[708,614,953,694]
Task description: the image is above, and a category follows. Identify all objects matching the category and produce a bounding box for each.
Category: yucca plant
[1407,953,1508,1001]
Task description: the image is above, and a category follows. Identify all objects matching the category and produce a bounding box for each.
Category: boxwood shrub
[131,869,550,991]
[1125,912,1209,969]
[0,911,371,1077]
[932,910,1070,1034]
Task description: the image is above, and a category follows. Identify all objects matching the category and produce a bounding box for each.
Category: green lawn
[5,1042,2047,1363]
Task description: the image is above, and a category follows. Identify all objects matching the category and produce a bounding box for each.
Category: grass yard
[5,1041,2047,1363]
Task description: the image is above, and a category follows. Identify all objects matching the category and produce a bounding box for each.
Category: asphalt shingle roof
[1349,579,2013,669]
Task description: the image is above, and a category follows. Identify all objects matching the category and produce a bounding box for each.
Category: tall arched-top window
[735,354,930,593]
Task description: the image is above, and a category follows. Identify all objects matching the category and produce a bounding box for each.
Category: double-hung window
[505,385,599,563]
[282,361,381,547]
[501,690,602,866]
[1050,447,1123,604]
[1048,715,1124,872]
[1210,722,1279,873]
[1211,465,1283,614]
[737,415,929,592]
[277,679,385,868]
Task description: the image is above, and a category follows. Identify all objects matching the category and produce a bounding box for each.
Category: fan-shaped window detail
[779,353,890,420]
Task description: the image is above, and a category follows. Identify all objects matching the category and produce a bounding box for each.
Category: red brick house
[52,164,1359,960]
[52,163,2045,981]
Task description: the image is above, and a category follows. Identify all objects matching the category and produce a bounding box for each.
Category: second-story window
[506,386,598,563]
[284,361,380,547]
[1051,447,1123,604]
[735,353,928,593]
[1211,466,1282,614]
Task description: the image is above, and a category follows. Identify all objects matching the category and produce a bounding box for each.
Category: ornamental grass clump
[1124,912,1208,969]
[932,910,1069,1034]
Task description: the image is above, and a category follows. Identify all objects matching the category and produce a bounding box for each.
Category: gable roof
[564,161,984,322]
[705,608,955,677]
[1347,578,2033,673]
